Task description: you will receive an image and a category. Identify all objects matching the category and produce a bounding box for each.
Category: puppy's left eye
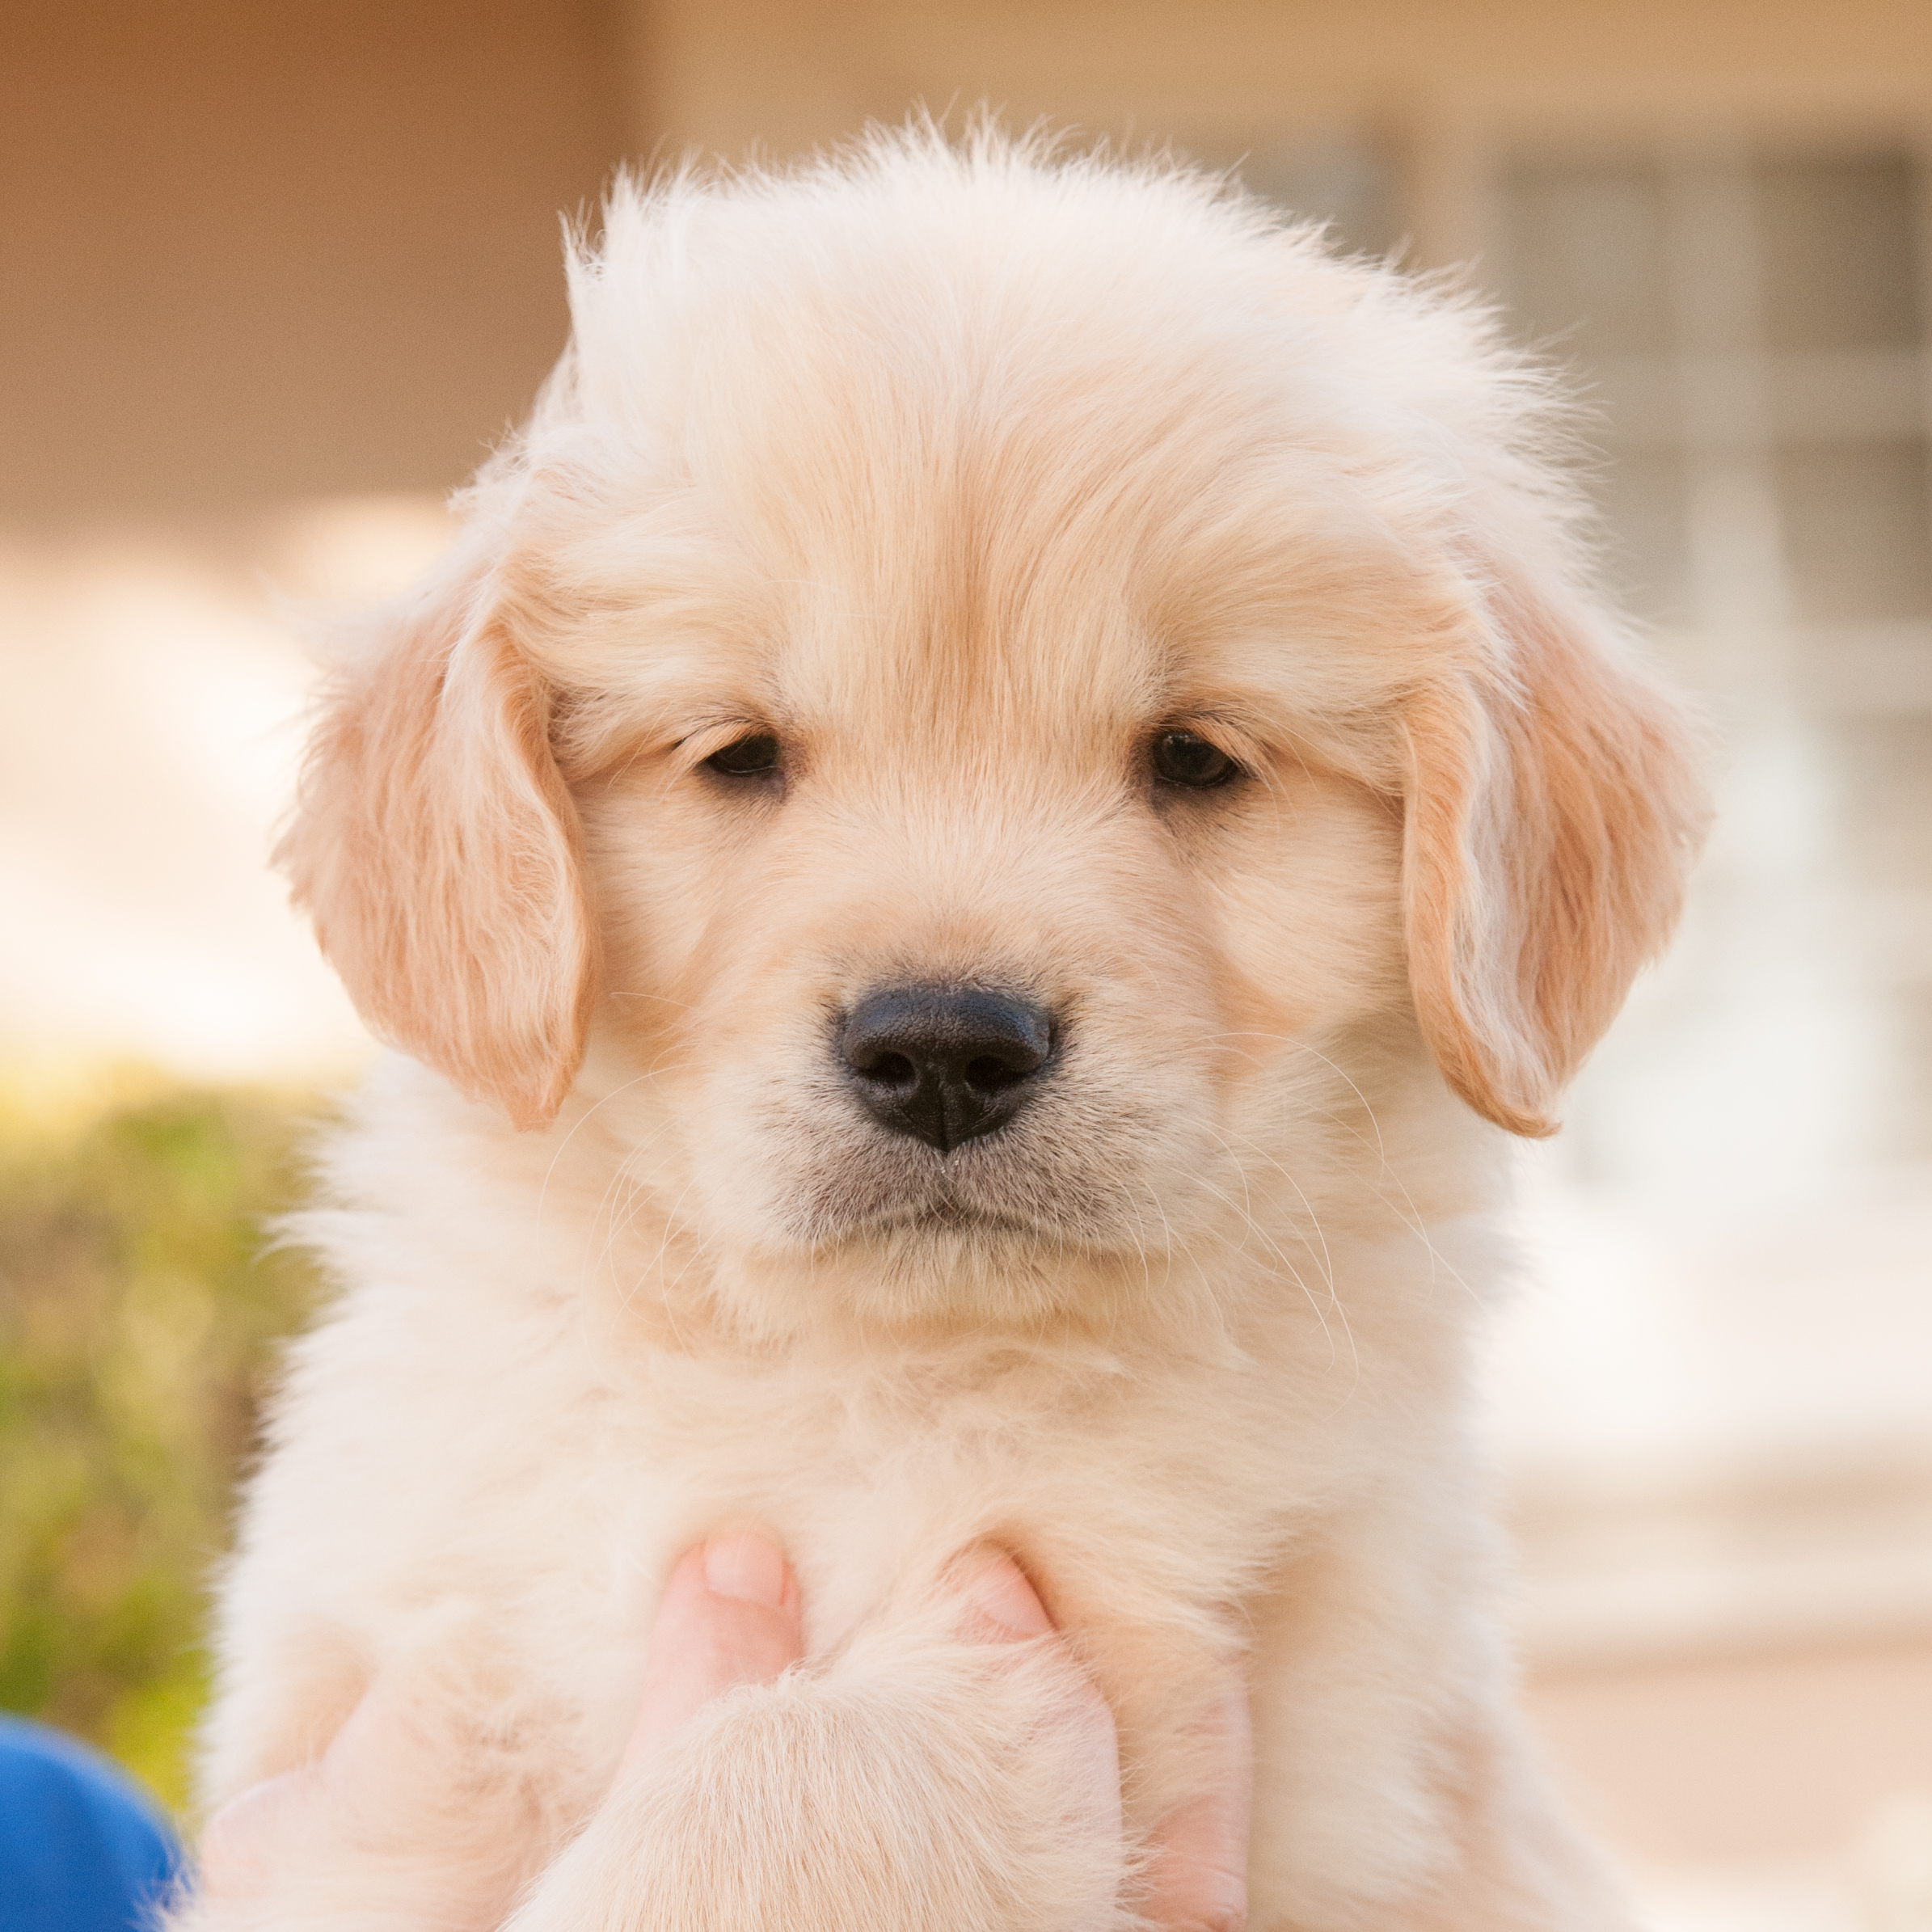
[705,733,782,777]
[1151,730,1238,789]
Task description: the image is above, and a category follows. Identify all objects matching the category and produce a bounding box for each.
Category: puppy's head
[280,132,1707,1317]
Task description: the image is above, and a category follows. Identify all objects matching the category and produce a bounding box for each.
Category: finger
[196,1675,530,1910]
[949,1548,1125,1861]
[951,1548,1056,1643]
[197,1767,314,1897]
[621,1533,805,1774]
[1141,1675,1253,1932]
[196,1684,438,1896]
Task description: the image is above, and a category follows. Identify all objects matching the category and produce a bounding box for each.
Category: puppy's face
[280,148,1707,1323]
[551,474,1415,1306]
[525,291,1471,1314]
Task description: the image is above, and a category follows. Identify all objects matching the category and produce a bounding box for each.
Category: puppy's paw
[510,1626,1133,1932]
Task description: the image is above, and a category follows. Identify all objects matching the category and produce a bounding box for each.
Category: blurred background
[2,2,1930,1926]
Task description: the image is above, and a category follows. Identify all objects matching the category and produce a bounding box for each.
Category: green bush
[0,1081,327,1815]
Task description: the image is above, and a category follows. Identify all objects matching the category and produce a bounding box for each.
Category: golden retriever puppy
[183,126,1707,1930]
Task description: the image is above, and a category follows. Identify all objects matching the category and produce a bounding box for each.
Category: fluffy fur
[184,126,1708,1930]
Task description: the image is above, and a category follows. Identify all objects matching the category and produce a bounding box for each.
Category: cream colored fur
[181,126,1709,1930]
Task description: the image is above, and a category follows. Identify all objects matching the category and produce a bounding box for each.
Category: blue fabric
[0,1718,183,1930]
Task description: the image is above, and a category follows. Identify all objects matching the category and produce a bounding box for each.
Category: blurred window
[1236,140,1403,259]
[1188,136,1402,259]
[1496,147,1932,1179]
[1479,148,1932,1745]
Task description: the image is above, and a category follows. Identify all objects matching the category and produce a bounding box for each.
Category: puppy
[185,126,1707,1930]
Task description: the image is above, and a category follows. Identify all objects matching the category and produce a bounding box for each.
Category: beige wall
[1,1,628,521]
[1528,1635,1932,1867]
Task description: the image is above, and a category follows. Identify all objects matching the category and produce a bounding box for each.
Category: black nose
[839,986,1055,1153]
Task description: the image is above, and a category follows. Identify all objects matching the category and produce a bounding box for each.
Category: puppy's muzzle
[840,986,1056,1153]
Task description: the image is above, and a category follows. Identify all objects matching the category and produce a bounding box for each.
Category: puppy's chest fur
[487,1295,1328,1776]
[632,1343,1320,1794]
[238,1116,1409,1831]
[618,1315,1335,1626]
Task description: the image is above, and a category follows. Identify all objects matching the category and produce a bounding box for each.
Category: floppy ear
[277,553,594,1131]
[1403,566,1709,1138]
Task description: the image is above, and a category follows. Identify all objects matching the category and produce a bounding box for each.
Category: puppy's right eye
[704,733,782,778]
[1151,729,1238,789]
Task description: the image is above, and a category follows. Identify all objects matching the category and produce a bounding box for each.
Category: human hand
[194,1535,1250,1931]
